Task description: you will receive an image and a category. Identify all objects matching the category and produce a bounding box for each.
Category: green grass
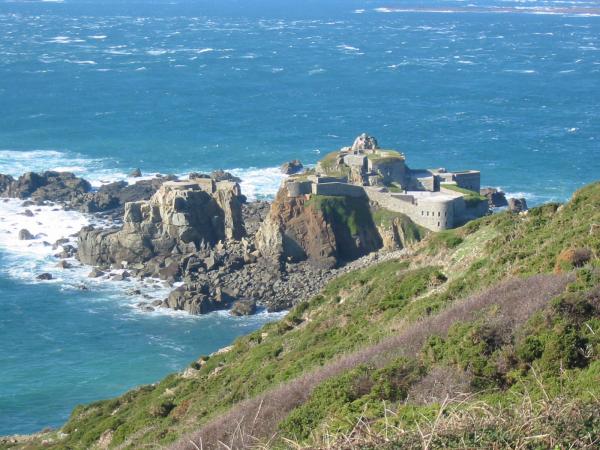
[365,149,405,163]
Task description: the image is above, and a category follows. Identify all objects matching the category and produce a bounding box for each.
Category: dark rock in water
[210,170,241,183]
[77,178,166,213]
[88,268,105,278]
[18,229,34,240]
[111,271,130,281]
[21,209,34,217]
[230,299,257,316]
[130,168,142,178]
[36,273,53,281]
[52,238,70,249]
[56,260,72,269]
[280,160,304,175]
[0,173,15,195]
[58,245,77,259]
[3,171,92,202]
[77,284,89,291]
[189,172,211,180]
[508,197,528,213]
[480,187,508,208]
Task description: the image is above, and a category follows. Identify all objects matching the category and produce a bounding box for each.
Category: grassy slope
[6,182,600,450]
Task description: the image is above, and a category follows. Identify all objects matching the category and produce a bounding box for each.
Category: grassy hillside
[5,182,599,450]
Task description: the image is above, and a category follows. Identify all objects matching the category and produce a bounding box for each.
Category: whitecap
[308,67,326,75]
[227,167,286,201]
[147,49,168,56]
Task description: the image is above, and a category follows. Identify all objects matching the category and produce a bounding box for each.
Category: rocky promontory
[0,147,431,315]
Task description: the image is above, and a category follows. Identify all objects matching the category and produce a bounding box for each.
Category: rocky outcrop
[376,218,416,251]
[508,197,528,213]
[280,160,304,175]
[481,187,508,208]
[78,180,245,266]
[165,283,232,314]
[0,171,92,202]
[256,185,382,269]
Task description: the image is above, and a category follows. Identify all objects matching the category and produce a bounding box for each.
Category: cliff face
[256,186,384,268]
[78,180,245,266]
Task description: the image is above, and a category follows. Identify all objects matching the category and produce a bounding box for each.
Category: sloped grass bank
[5,182,600,450]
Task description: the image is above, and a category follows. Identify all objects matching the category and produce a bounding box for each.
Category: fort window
[437,222,440,227]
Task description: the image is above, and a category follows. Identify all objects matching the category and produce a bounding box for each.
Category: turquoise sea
[1,0,599,435]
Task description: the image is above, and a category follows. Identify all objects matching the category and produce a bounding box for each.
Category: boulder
[508,197,528,213]
[56,260,72,269]
[165,283,229,315]
[36,273,53,281]
[88,268,105,278]
[0,174,15,195]
[18,229,34,240]
[280,160,304,175]
[230,299,257,316]
[130,168,142,178]
[210,170,241,183]
[481,188,508,208]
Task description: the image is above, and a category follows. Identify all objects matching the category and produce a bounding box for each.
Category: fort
[285,133,489,231]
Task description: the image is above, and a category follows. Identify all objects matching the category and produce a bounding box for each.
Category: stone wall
[453,171,481,192]
[312,182,366,198]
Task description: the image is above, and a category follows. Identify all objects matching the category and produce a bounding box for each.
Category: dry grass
[304,388,600,450]
[171,273,572,450]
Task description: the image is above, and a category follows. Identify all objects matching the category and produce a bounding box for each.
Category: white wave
[147,49,168,56]
[196,47,214,54]
[228,167,286,201]
[68,60,97,65]
[337,44,361,53]
[353,9,365,14]
[308,67,326,75]
[0,150,285,201]
[0,198,174,315]
[88,35,107,40]
[503,69,537,74]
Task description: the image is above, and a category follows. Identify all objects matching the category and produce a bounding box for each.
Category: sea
[1,0,599,436]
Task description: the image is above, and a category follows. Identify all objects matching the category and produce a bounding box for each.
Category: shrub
[555,248,593,272]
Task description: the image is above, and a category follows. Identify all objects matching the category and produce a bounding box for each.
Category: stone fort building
[285,134,488,231]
